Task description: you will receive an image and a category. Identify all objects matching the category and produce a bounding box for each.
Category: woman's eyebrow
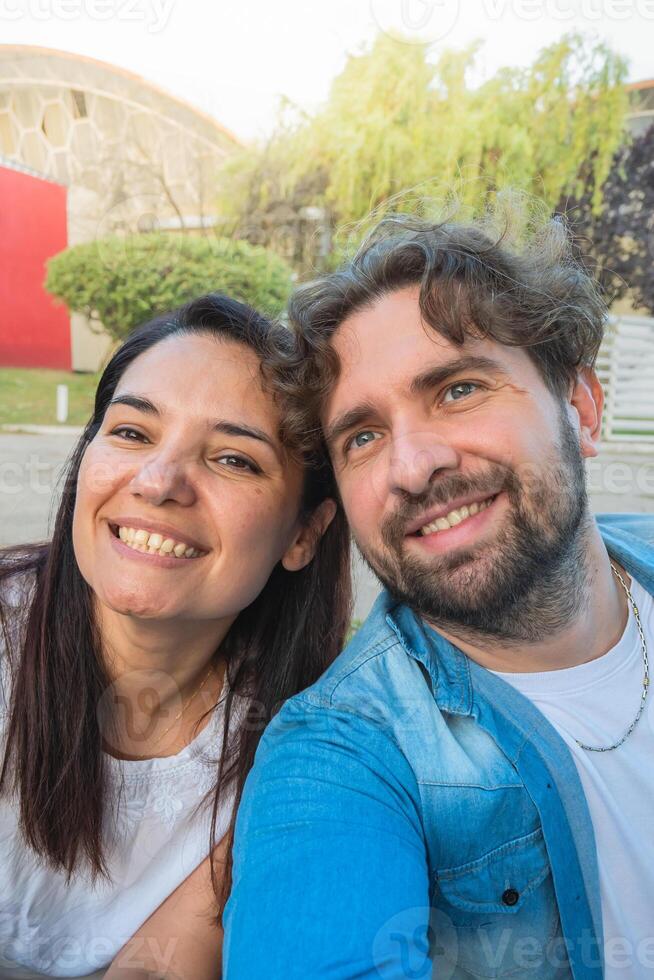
[109,394,158,415]
[109,395,278,452]
[211,420,277,450]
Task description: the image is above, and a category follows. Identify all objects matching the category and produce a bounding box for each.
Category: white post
[56,384,69,424]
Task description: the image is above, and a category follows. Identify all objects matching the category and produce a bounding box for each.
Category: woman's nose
[128,454,197,507]
[388,431,460,497]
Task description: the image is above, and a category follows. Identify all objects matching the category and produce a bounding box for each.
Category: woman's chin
[99,584,176,621]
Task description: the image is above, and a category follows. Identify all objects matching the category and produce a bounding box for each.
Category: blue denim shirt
[224,515,654,979]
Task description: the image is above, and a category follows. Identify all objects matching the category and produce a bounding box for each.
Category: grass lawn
[0,367,100,427]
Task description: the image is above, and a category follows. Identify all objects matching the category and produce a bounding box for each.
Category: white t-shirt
[494,577,654,978]
[0,574,237,979]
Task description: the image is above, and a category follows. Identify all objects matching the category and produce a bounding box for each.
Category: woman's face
[73,333,316,625]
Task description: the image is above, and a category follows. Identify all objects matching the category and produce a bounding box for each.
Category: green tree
[45,234,294,343]
[219,32,628,275]
[563,124,654,315]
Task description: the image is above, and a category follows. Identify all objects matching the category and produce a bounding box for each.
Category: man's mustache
[380,463,517,550]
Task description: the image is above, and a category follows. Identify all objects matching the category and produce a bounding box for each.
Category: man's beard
[357,410,592,645]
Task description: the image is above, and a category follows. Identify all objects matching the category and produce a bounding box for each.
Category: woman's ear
[281,499,338,572]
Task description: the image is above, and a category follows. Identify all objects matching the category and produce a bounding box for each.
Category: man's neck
[431,526,630,674]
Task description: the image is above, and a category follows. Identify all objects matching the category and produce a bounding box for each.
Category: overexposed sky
[1,0,652,141]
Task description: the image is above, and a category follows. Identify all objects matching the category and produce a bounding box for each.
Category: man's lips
[403,490,502,537]
[401,492,506,556]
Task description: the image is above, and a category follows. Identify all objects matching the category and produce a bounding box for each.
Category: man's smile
[403,492,507,555]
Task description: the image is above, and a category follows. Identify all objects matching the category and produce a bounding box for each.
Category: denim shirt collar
[387,603,474,716]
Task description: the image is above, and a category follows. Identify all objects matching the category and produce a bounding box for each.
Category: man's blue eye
[444,382,478,402]
[352,431,378,449]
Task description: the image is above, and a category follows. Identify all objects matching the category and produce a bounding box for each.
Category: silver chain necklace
[575,562,649,753]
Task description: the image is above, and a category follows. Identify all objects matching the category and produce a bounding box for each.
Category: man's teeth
[419,497,494,536]
[117,526,201,558]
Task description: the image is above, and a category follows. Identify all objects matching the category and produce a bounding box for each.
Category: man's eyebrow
[409,355,508,394]
[108,395,277,451]
[325,356,508,450]
[324,401,378,450]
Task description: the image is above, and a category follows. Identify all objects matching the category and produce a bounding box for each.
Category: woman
[0,294,351,979]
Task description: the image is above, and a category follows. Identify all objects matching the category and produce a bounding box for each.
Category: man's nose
[128,452,197,507]
[388,431,460,497]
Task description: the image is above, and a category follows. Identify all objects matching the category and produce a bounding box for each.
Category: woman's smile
[107,520,208,566]
[108,517,209,558]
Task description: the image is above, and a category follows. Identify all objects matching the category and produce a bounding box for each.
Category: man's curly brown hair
[273,211,608,458]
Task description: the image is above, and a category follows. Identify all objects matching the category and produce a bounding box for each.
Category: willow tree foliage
[218,31,628,275]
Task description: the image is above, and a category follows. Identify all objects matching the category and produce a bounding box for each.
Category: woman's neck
[96,601,233,758]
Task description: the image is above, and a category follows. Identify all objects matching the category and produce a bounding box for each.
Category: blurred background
[0,0,652,616]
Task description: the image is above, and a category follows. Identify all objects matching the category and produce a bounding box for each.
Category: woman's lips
[107,522,206,567]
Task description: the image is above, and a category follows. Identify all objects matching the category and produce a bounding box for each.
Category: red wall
[0,165,70,369]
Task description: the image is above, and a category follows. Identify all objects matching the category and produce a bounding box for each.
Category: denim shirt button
[501,888,520,907]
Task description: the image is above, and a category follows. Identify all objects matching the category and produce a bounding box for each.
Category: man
[223,215,654,978]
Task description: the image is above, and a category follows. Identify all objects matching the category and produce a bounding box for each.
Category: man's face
[322,285,597,639]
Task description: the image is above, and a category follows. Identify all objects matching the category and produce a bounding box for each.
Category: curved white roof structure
[0,45,239,243]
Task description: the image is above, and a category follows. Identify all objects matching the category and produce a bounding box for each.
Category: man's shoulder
[265,591,432,746]
[597,512,654,544]
[598,512,654,593]
[293,591,405,709]
[598,512,654,563]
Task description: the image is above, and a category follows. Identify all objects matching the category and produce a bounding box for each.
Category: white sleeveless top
[0,574,237,979]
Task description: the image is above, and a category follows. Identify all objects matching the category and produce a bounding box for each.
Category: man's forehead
[330,287,455,379]
[322,288,536,425]
[329,298,477,384]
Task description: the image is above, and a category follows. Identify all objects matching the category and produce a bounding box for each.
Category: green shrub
[45,233,294,342]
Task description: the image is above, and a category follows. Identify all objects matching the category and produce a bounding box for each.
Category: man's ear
[281,498,338,572]
[569,368,604,460]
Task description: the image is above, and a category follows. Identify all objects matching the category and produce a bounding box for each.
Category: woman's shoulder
[0,546,44,619]
[0,566,37,609]
[0,560,39,711]
[0,561,37,635]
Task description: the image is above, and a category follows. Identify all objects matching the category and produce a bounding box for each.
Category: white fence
[597,315,654,445]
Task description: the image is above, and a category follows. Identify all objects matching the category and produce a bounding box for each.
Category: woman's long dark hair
[0,293,351,918]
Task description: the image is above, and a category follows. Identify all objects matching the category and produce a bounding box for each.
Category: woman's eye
[216,455,259,473]
[110,427,148,442]
[348,430,381,451]
[443,382,480,403]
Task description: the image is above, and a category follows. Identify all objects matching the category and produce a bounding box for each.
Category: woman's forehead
[117,334,261,394]
[122,332,259,377]
[113,334,281,431]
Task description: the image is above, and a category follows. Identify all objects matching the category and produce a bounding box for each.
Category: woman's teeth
[116,526,201,558]
[419,497,494,536]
